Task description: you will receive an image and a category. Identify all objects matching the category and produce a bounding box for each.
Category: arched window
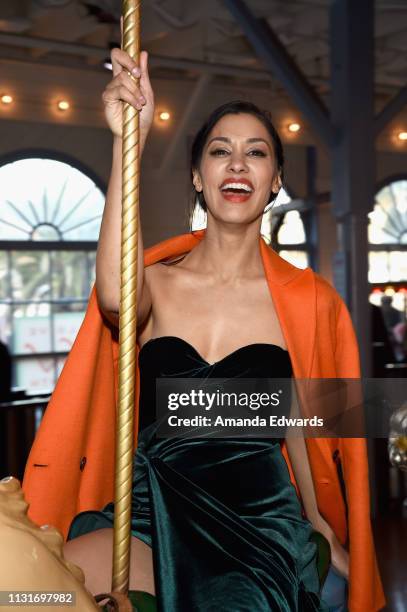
[368,178,407,361]
[191,187,309,269]
[262,188,309,268]
[0,156,105,392]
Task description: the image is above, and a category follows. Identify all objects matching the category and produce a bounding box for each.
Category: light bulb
[159,111,170,121]
[1,94,13,105]
[57,100,70,111]
[288,122,301,133]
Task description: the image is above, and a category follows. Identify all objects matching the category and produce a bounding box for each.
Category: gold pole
[112,0,140,594]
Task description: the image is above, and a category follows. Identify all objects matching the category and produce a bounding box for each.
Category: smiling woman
[23,46,384,612]
[190,101,284,218]
[60,96,330,611]
[190,112,282,231]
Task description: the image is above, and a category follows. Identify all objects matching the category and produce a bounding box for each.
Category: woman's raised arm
[96,47,154,327]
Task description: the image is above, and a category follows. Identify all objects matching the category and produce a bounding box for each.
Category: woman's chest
[149,275,288,358]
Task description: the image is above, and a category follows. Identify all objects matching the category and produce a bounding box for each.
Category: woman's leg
[64,528,155,596]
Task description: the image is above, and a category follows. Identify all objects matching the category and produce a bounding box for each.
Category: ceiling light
[397,131,407,141]
[159,111,171,121]
[57,100,70,111]
[1,94,13,105]
[288,122,301,133]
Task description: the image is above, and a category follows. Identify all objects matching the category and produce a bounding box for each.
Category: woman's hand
[313,515,349,580]
[102,46,155,143]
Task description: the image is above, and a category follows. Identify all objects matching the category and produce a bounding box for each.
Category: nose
[227,150,248,173]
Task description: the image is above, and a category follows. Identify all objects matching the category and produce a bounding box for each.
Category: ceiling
[0,0,406,105]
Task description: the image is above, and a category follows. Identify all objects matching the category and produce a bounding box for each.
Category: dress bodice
[137,336,293,432]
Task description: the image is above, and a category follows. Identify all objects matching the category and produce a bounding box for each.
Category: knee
[63,529,113,596]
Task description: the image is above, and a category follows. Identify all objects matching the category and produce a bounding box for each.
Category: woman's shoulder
[144,255,191,297]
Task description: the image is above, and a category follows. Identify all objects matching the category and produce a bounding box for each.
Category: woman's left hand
[312,515,349,580]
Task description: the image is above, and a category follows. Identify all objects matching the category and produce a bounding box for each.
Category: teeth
[221,182,253,192]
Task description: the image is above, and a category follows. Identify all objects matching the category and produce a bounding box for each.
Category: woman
[65,47,338,608]
[23,48,385,611]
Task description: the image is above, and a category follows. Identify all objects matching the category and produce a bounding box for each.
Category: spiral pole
[112,0,140,594]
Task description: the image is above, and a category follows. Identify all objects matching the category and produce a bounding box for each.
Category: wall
[1,59,406,279]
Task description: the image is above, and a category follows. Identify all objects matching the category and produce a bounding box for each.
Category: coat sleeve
[22,289,118,538]
[334,297,385,611]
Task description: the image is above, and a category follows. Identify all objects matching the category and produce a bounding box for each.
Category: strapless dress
[68,336,328,611]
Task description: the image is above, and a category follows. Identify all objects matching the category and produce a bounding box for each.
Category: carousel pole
[112,0,141,594]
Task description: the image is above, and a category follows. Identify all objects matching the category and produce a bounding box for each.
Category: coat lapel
[145,229,317,380]
[259,239,317,380]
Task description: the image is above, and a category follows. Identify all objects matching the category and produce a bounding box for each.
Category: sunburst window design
[0,158,104,242]
[0,157,105,394]
[368,180,407,245]
[368,179,407,353]
[368,180,407,285]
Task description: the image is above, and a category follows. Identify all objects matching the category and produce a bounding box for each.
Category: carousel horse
[0,477,158,611]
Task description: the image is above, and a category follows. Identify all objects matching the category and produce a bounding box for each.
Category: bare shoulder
[144,261,175,291]
[144,258,191,293]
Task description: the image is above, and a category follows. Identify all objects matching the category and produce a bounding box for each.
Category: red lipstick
[219,178,254,203]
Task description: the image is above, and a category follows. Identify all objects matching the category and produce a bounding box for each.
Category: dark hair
[190,100,284,219]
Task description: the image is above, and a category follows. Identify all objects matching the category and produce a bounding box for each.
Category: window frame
[0,150,106,392]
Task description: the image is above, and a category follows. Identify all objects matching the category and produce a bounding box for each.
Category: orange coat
[23,229,385,611]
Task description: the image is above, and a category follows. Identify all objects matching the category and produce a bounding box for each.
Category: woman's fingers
[105,71,145,104]
[106,70,142,96]
[103,85,142,111]
[110,47,141,79]
[109,47,151,104]
[106,46,152,114]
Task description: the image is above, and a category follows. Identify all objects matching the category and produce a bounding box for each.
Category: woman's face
[193,113,281,226]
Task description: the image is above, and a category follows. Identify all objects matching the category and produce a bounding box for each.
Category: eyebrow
[206,136,272,149]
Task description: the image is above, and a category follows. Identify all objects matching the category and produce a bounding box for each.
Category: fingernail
[132,67,140,77]
[0,476,13,483]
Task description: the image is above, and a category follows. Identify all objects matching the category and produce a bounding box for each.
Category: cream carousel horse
[0,477,157,611]
[0,476,97,611]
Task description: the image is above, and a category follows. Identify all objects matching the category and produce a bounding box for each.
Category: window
[368,178,407,343]
[0,157,104,392]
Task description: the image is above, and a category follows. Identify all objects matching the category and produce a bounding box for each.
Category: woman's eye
[210,148,230,156]
[248,149,266,157]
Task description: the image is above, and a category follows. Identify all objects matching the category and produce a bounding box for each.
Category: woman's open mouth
[220,179,254,203]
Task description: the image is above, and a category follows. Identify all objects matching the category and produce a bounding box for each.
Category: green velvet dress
[68,336,329,611]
